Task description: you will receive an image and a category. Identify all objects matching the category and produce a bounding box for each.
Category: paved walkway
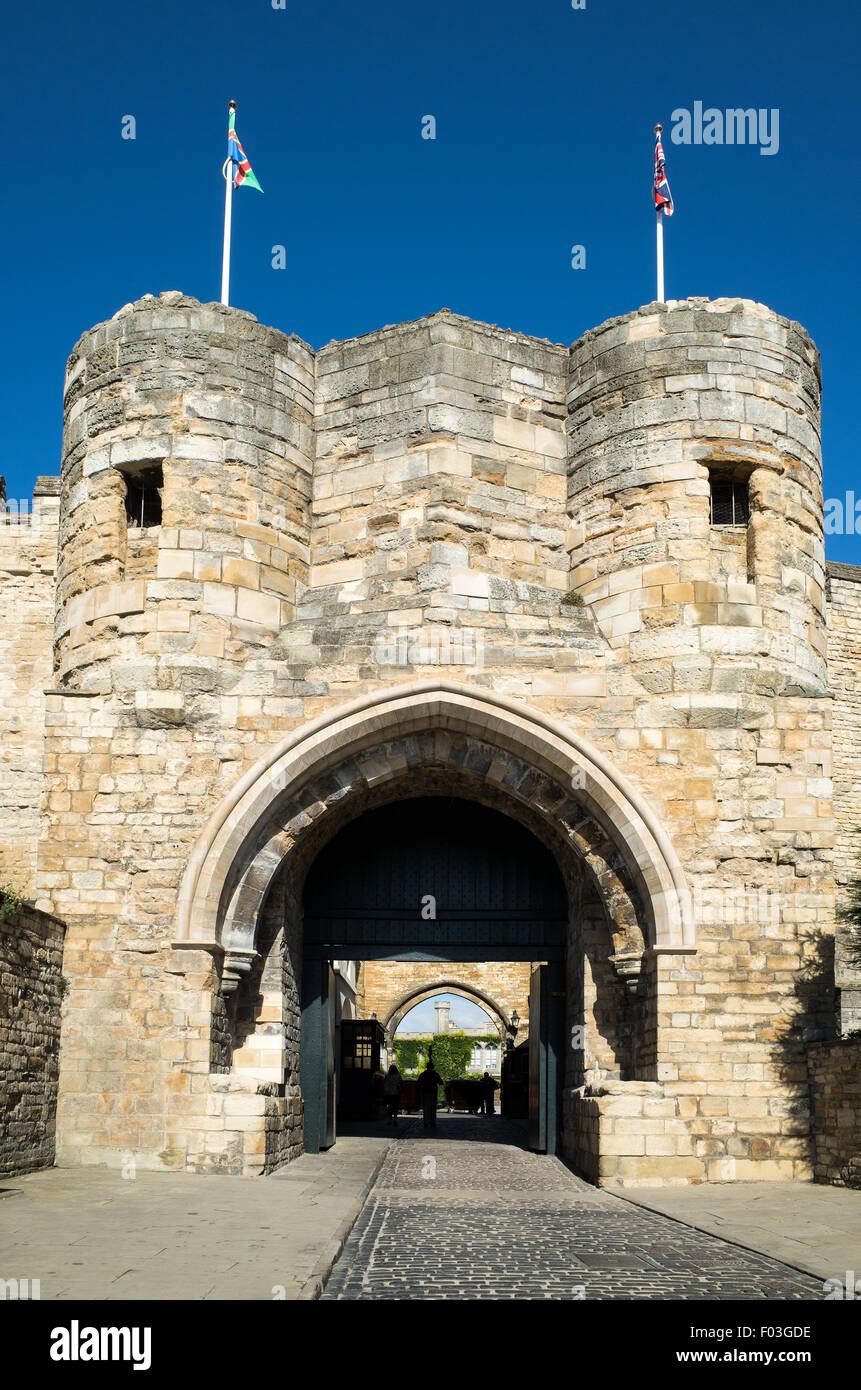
[324,1116,826,1300]
[0,1136,388,1300]
[622,1181,861,1284]
[3,1118,859,1300]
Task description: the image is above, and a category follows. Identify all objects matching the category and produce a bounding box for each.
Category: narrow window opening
[709,474,749,527]
[123,464,163,529]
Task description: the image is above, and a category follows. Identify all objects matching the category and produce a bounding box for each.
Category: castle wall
[807,1040,861,1187]
[310,314,571,656]
[827,563,861,893]
[0,904,66,1175]
[4,290,848,1182]
[0,481,60,890]
[826,561,861,1030]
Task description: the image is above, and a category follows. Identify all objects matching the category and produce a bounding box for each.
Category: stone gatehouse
[1,290,860,1185]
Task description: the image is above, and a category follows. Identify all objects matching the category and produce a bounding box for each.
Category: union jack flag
[654,129,673,216]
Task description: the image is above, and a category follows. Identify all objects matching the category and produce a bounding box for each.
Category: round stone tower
[55,292,314,695]
[566,298,825,699]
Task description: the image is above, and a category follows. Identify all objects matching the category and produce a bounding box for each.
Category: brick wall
[0,904,66,1175]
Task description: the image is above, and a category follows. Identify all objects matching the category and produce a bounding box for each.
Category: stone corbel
[609,951,643,993]
[221,948,260,994]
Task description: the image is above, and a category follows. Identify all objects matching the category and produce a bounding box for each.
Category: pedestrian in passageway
[382,1064,403,1125]
[417,1061,444,1129]
[482,1070,499,1116]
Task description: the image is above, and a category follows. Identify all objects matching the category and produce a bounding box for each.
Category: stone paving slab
[615,1181,861,1285]
[0,1136,388,1301]
[323,1117,825,1301]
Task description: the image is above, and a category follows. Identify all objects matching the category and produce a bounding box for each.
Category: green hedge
[392,1037,427,1074]
[392,1032,500,1081]
[429,1033,473,1082]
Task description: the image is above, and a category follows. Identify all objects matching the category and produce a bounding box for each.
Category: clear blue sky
[3,0,859,560]
[395,994,494,1035]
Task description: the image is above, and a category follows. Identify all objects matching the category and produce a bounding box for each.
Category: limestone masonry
[0,905,65,1175]
[1,290,859,1185]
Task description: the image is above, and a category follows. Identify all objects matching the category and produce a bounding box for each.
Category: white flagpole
[654,123,665,303]
[656,206,664,303]
[221,168,233,305]
[221,100,237,306]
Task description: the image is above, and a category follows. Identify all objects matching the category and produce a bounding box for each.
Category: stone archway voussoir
[175,681,693,954]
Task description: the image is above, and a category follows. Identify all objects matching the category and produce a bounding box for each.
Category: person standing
[382,1063,403,1126]
[417,1060,444,1129]
[482,1070,499,1116]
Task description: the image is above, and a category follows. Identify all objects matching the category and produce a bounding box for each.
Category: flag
[654,129,673,216]
[228,108,263,192]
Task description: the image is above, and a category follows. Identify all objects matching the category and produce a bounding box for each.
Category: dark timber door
[300,960,336,1153]
[300,797,568,1154]
[528,962,564,1154]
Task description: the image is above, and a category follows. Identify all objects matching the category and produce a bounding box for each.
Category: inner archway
[386,981,515,1040]
[394,992,500,1042]
[300,796,569,1153]
[393,992,506,1110]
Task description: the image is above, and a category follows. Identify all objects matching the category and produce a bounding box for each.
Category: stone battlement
[0,476,60,529]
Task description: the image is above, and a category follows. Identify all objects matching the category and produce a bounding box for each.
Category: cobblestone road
[323,1116,824,1300]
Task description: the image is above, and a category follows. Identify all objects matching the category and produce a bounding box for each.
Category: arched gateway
[177,682,692,953]
[172,682,694,1170]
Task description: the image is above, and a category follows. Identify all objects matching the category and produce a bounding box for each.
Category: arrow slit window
[122,463,163,529]
[709,474,750,527]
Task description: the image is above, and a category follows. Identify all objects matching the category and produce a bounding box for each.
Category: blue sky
[394,993,494,1035]
[3,0,859,560]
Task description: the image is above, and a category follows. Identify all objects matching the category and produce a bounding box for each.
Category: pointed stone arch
[175,681,694,972]
[385,979,513,1040]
